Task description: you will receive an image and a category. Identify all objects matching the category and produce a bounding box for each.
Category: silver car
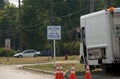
[13,49,40,58]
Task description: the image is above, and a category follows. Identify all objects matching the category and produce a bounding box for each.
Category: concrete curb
[21,66,55,75]
[20,66,70,78]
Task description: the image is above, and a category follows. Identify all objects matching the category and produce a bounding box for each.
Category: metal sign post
[53,40,56,67]
[47,26,61,67]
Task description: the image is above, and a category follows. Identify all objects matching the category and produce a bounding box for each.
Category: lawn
[0,56,50,64]
[0,55,80,64]
[0,55,86,73]
[23,62,85,73]
[0,55,102,73]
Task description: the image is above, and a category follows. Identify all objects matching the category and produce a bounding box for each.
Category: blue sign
[47,26,61,40]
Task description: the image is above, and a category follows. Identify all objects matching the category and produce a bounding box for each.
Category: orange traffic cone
[85,64,92,79]
[70,64,76,79]
[55,64,60,79]
[59,64,64,79]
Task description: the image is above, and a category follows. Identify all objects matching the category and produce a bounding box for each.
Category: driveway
[0,65,54,79]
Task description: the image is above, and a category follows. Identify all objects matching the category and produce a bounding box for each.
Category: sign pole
[53,39,56,67]
[5,39,11,63]
[47,26,61,67]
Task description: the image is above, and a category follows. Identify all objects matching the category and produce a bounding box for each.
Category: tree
[21,0,82,54]
[21,0,51,50]
[0,2,17,49]
[19,0,112,55]
[113,0,120,7]
[54,0,81,42]
[0,0,5,9]
[94,0,105,11]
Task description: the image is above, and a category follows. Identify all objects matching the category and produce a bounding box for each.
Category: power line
[18,0,23,50]
[20,4,103,30]
[55,7,89,18]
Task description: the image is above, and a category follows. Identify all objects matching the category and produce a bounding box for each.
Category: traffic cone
[70,64,76,79]
[55,64,60,79]
[59,64,64,79]
[85,64,92,79]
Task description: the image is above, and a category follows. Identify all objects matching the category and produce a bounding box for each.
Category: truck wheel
[102,65,112,73]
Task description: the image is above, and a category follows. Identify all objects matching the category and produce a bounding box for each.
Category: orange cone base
[85,73,92,79]
[60,73,64,79]
[70,73,76,79]
[55,73,60,79]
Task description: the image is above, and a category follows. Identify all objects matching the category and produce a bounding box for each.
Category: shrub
[0,48,17,57]
[62,42,80,55]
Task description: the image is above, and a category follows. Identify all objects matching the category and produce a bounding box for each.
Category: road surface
[66,69,120,79]
[0,65,54,79]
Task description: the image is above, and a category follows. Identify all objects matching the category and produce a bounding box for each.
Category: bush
[0,48,17,57]
[62,42,80,55]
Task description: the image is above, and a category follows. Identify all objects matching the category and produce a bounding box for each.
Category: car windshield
[23,50,36,54]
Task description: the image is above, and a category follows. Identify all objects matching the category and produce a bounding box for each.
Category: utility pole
[49,0,54,57]
[18,0,22,51]
[50,0,56,67]
[90,0,94,13]
[50,0,54,24]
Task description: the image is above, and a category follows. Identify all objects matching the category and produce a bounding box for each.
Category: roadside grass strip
[0,55,79,64]
[23,62,85,73]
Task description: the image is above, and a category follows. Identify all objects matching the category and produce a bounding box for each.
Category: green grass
[23,62,85,73]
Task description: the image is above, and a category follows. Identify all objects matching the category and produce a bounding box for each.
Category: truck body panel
[80,8,120,70]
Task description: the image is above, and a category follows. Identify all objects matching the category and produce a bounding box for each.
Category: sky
[8,0,22,7]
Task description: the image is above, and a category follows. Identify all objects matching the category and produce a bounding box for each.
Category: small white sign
[47,26,61,40]
[5,39,11,50]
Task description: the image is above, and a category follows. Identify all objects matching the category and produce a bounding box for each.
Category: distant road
[0,65,54,79]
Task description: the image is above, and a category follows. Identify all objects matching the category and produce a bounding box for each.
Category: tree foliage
[21,0,50,50]
[0,0,5,9]
[0,0,120,55]
[0,2,17,48]
[113,0,120,7]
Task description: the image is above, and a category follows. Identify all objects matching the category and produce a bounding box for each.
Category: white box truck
[80,7,120,73]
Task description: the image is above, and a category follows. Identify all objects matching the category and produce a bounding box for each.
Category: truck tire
[102,65,112,73]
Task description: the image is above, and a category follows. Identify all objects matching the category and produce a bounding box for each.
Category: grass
[23,62,85,73]
[23,62,102,74]
[0,57,50,64]
[0,55,80,64]
[0,55,87,73]
[0,55,102,73]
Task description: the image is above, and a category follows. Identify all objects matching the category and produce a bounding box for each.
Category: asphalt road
[66,69,120,79]
[0,65,54,79]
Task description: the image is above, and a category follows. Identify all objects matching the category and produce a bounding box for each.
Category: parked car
[40,50,50,56]
[13,49,40,58]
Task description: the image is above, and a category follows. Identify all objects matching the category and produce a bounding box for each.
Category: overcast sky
[8,0,22,7]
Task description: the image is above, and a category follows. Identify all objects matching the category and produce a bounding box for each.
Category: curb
[20,66,70,77]
[21,66,55,75]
